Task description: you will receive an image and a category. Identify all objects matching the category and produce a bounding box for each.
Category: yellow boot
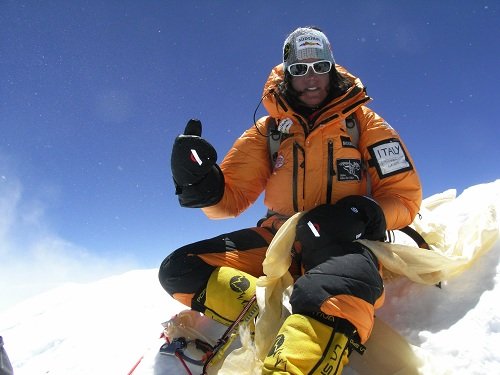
[263,314,351,375]
[193,266,258,326]
[193,267,259,368]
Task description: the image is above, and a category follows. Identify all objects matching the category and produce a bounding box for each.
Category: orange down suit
[203,64,422,230]
[161,64,422,344]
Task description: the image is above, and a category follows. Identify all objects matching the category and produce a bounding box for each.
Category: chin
[300,94,327,108]
[302,100,324,108]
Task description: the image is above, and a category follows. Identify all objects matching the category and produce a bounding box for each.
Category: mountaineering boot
[262,314,354,375]
[192,266,258,326]
[192,266,259,369]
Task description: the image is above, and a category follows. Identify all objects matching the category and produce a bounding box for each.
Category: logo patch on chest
[273,154,285,170]
[337,159,362,181]
[340,136,356,148]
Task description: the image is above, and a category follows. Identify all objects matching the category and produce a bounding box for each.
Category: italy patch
[368,139,413,178]
[337,159,362,181]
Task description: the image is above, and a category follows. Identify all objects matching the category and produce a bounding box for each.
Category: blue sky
[1,1,499,307]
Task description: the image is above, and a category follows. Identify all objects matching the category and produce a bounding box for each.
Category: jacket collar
[262,64,371,126]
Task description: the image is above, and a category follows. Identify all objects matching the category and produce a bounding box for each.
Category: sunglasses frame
[287,60,333,77]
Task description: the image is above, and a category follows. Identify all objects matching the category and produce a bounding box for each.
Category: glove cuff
[176,165,224,208]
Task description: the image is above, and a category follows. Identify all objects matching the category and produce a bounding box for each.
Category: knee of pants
[290,247,383,315]
[158,245,215,297]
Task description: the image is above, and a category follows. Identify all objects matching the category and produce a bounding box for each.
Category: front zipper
[327,140,335,204]
[292,141,305,212]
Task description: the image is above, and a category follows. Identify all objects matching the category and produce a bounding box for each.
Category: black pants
[158,225,383,341]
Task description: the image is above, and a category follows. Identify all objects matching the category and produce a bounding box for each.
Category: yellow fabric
[218,181,500,374]
[262,314,349,375]
[360,183,499,285]
[219,212,302,374]
[347,318,422,375]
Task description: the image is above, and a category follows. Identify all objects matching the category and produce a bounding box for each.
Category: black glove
[171,119,224,208]
[295,196,386,270]
[296,195,387,255]
[171,119,218,186]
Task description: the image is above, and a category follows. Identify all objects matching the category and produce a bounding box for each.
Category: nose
[304,67,318,78]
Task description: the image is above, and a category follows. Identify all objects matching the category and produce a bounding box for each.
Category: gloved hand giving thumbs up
[171,119,218,186]
[171,119,224,207]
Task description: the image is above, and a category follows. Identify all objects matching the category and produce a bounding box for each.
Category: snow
[1,181,499,375]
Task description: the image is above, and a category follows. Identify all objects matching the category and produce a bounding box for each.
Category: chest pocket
[333,137,363,182]
[326,135,363,204]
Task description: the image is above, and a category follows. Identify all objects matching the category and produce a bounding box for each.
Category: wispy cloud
[0,162,138,312]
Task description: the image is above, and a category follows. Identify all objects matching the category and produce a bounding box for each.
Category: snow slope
[1,181,499,374]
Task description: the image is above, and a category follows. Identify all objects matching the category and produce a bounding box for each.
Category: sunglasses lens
[313,61,332,74]
[288,61,332,76]
[288,63,308,76]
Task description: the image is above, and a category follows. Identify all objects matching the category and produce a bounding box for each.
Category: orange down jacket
[203,64,422,230]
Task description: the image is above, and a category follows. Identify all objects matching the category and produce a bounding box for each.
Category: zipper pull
[328,140,336,176]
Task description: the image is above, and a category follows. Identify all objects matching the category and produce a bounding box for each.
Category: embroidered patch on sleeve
[337,159,362,181]
[368,139,413,178]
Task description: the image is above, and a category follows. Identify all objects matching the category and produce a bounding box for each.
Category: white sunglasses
[287,60,332,76]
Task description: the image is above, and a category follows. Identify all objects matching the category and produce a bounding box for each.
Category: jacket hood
[261,64,371,120]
